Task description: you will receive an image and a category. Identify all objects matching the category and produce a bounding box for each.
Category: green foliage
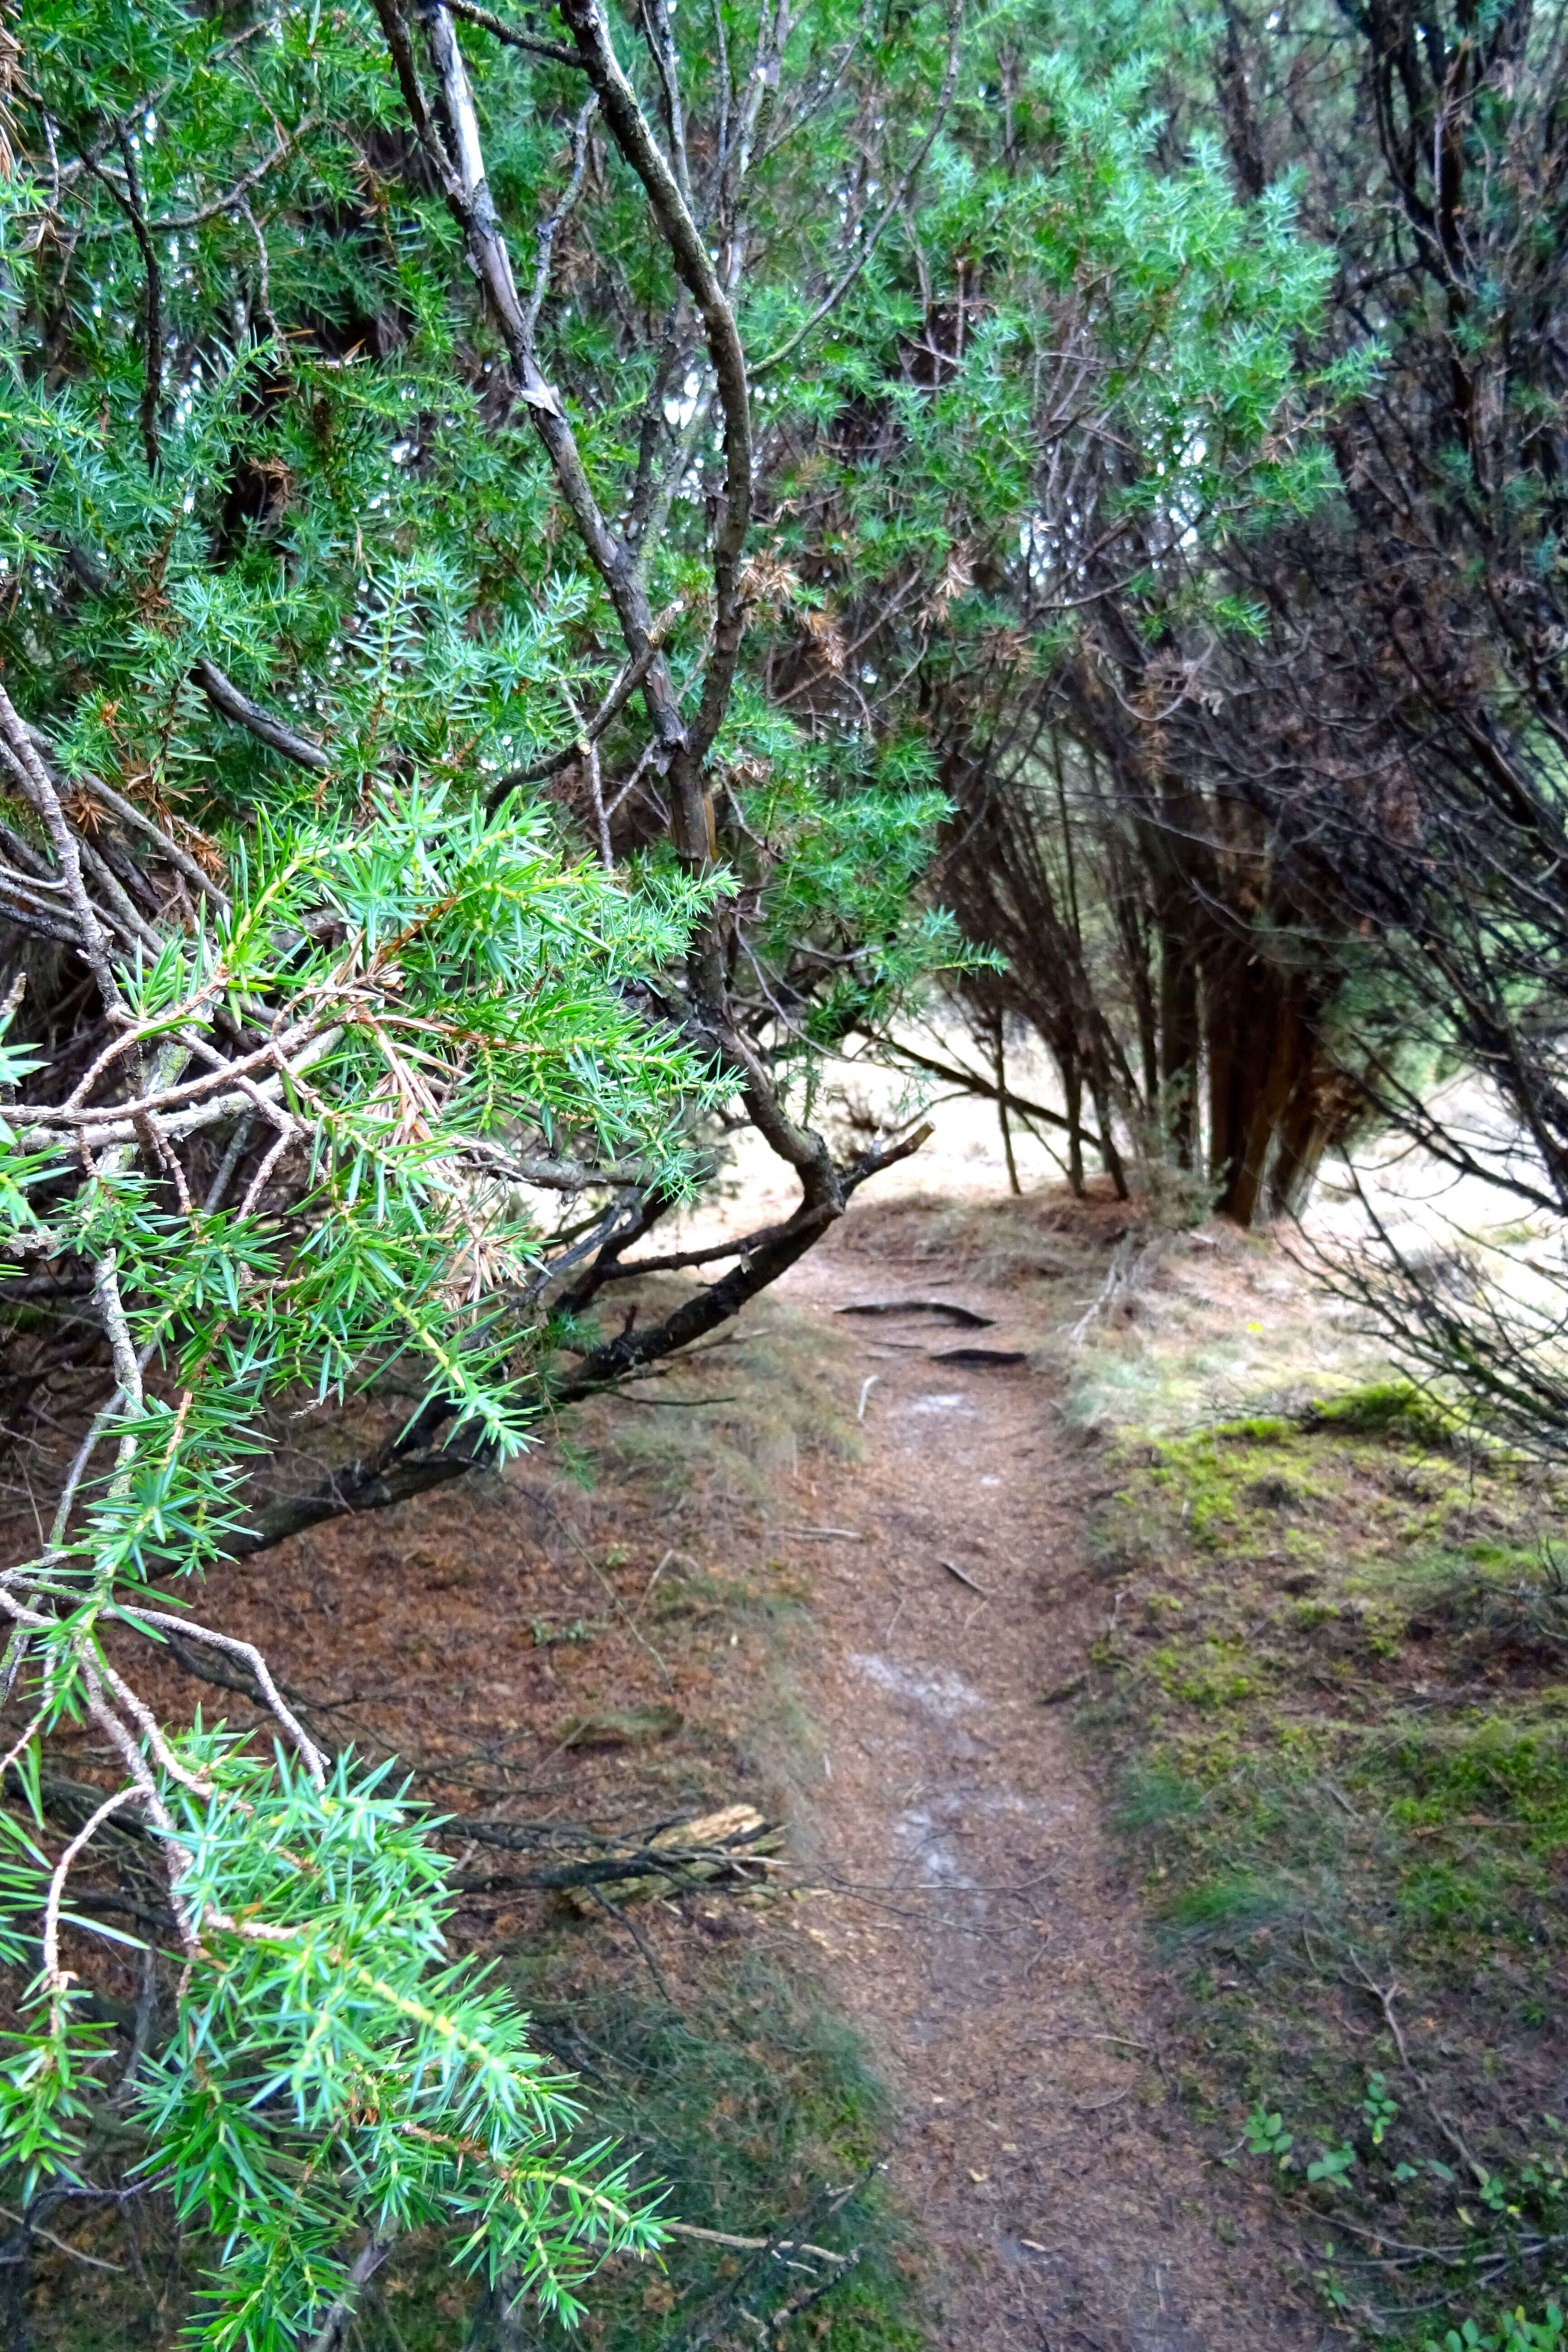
[756,39,1345,687]
[1428,2311,1567,2352]
[1306,1383,1460,1451]
[1365,2071,1399,2146]
[1244,2103,1294,2166]
[0,779,708,2337]
[144,1745,663,2348]
[1243,2073,1568,2348]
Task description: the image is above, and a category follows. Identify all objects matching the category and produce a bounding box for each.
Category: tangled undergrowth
[1081,1382,1568,2344]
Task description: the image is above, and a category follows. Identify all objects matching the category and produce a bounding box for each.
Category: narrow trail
[769,1239,1321,2352]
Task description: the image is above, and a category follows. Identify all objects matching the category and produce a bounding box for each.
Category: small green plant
[1364,2072,1399,2146]
[1426,2306,1567,2351]
[1312,2249,1353,2318]
[1245,2104,1295,2167]
[1305,1381,1455,1450]
[1243,2077,1568,2338]
[531,1617,603,1648]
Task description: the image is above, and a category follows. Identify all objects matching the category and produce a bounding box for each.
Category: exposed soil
[760,1210,1324,2352]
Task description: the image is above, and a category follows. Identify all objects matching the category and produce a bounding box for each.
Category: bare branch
[22,723,231,914]
[523,93,598,338]
[192,658,333,773]
[111,130,162,473]
[306,2235,397,2352]
[439,0,579,66]
[229,1438,488,1557]
[551,0,755,781]
[750,0,963,380]
[76,120,320,240]
[377,0,694,814]
[0,684,126,1018]
[557,1123,931,1391]
[42,1788,141,2003]
[637,0,694,215]
[131,1611,327,1785]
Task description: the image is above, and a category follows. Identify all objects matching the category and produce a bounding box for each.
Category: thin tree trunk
[465,2266,529,2350]
[1268,1077,1331,1220]
[1225,979,1308,1228]
[1271,1118,1328,1220]
[1158,907,1200,1168]
[1205,951,1243,1203]
[994,1021,1022,1195]
[1134,949,1159,1116]
[0,2218,30,2352]
[1063,1056,1085,1196]
[308,2236,396,2352]
[1087,1066,1128,1199]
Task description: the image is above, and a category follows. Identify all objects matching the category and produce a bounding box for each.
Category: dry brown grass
[829,1183,1126,1289]
[563,1281,863,1507]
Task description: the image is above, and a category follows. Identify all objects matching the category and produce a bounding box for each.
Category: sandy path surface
[767,1235,1323,2352]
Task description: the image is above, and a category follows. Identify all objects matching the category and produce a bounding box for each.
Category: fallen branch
[836,1298,994,1328]
[767,1524,865,1543]
[1068,1232,1144,1347]
[453,1804,784,1907]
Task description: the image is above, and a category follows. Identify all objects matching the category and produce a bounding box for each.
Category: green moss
[1303,1380,1457,1450]
[1078,1392,1568,2345]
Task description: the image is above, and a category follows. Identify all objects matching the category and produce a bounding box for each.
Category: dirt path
[767,1236,1323,2352]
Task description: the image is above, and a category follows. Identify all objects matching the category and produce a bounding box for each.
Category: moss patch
[1080,1385,1568,2345]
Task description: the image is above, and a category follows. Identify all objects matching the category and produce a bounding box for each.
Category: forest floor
[28,1090,1568,2351]
[744,1196,1326,2352]
[40,1177,1343,2352]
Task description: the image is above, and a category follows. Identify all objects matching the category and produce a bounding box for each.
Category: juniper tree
[1001,1,1568,1437]
[0,0,965,2331]
[0,0,1350,2333]
[814,0,1568,1279]
[740,25,1377,1216]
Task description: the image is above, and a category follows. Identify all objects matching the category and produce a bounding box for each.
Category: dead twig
[662,2162,882,2351]
[588,1881,676,2003]
[768,1524,866,1542]
[1343,1953,1488,2185]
